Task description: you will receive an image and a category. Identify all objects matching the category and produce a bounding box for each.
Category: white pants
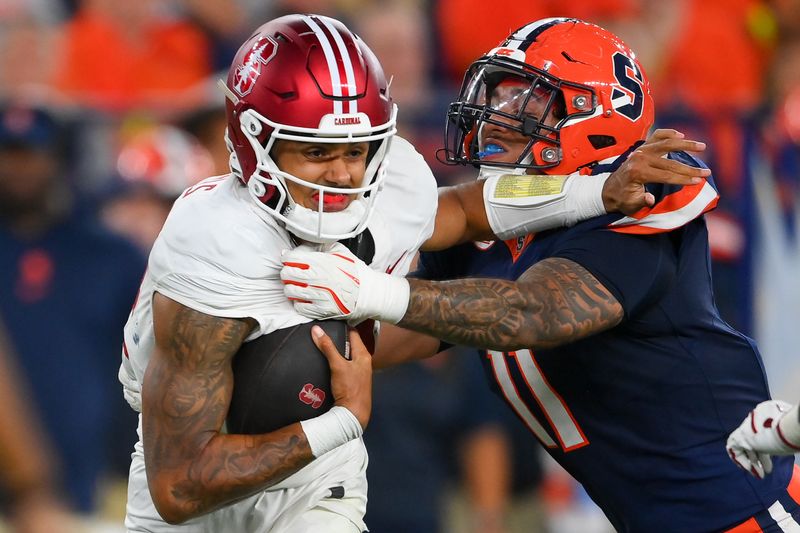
[125,416,368,532]
[287,509,364,532]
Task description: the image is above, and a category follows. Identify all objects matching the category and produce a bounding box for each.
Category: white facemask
[235,107,396,244]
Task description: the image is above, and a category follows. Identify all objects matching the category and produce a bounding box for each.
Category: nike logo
[386,252,408,274]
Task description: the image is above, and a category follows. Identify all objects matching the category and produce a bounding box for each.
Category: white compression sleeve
[300,406,363,458]
[483,172,609,240]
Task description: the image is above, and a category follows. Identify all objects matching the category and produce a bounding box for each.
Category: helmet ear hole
[588,135,616,149]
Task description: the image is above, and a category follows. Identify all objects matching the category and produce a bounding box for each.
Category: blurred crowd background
[0,0,799,532]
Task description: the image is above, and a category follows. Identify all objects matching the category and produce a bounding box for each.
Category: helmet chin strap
[229,151,243,179]
[477,148,535,180]
[476,125,534,180]
[477,164,527,181]
[224,129,244,180]
[282,199,368,244]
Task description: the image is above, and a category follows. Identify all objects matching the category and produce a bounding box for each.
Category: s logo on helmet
[233,36,279,97]
[610,52,645,122]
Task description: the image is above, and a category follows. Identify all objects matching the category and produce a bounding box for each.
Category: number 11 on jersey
[486,349,588,451]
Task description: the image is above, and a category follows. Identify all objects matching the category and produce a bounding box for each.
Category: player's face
[477,77,560,167]
[272,140,369,213]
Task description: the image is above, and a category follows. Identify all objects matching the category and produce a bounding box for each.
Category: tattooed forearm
[166,427,312,520]
[398,257,624,351]
[142,294,315,523]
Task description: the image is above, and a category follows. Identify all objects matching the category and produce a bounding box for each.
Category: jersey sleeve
[551,225,679,319]
[601,151,719,235]
[414,245,470,281]
[147,187,301,338]
[376,136,439,277]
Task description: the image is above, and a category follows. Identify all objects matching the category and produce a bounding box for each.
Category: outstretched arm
[398,258,623,351]
[143,293,371,523]
[423,129,710,251]
[282,251,622,353]
[300,256,623,369]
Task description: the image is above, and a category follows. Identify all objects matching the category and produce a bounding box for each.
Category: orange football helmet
[444,18,654,175]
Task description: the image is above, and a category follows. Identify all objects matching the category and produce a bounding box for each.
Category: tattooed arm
[142,293,314,524]
[397,258,623,352]
[357,258,623,368]
[283,254,624,359]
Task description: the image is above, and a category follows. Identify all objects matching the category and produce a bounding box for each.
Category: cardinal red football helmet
[444,18,654,175]
[222,14,396,242]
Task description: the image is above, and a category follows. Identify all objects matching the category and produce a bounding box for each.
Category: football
[226,320,349,435]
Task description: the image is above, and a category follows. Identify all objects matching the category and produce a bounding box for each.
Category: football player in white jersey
[119,13,709,533]
[120,14,426,532]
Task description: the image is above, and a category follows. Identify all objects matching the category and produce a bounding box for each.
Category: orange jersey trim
[609,180,719,235]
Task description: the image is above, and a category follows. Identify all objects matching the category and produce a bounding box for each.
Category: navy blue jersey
[418,153,798,532]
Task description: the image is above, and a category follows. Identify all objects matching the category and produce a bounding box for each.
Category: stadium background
[0,0,799,531]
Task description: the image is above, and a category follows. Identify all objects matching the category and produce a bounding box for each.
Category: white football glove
[280,243,410,325]
[726,400,800,479]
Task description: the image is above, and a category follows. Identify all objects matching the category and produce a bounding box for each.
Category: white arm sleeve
[483,172,609,239]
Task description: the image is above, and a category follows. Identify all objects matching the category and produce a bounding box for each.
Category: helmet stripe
[301,14,344,114]
[506,17,574,51]
[318,16,359,114]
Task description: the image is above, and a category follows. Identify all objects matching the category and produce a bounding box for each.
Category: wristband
[563,173,608,226]
[354,271,410,325]
[483,172,609,240]
[300,406,363,458]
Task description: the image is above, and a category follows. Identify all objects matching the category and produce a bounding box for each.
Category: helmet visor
[444,57,592,170]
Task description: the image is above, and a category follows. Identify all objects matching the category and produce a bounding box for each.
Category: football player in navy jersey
[282,18,800,532]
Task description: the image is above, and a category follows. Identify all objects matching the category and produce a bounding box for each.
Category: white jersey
[120,136,437,532]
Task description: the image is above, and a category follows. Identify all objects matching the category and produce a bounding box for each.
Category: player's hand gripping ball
[226,320,349,434]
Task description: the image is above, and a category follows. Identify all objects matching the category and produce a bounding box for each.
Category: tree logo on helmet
[232,36,279,98]
[610,52,645,122]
